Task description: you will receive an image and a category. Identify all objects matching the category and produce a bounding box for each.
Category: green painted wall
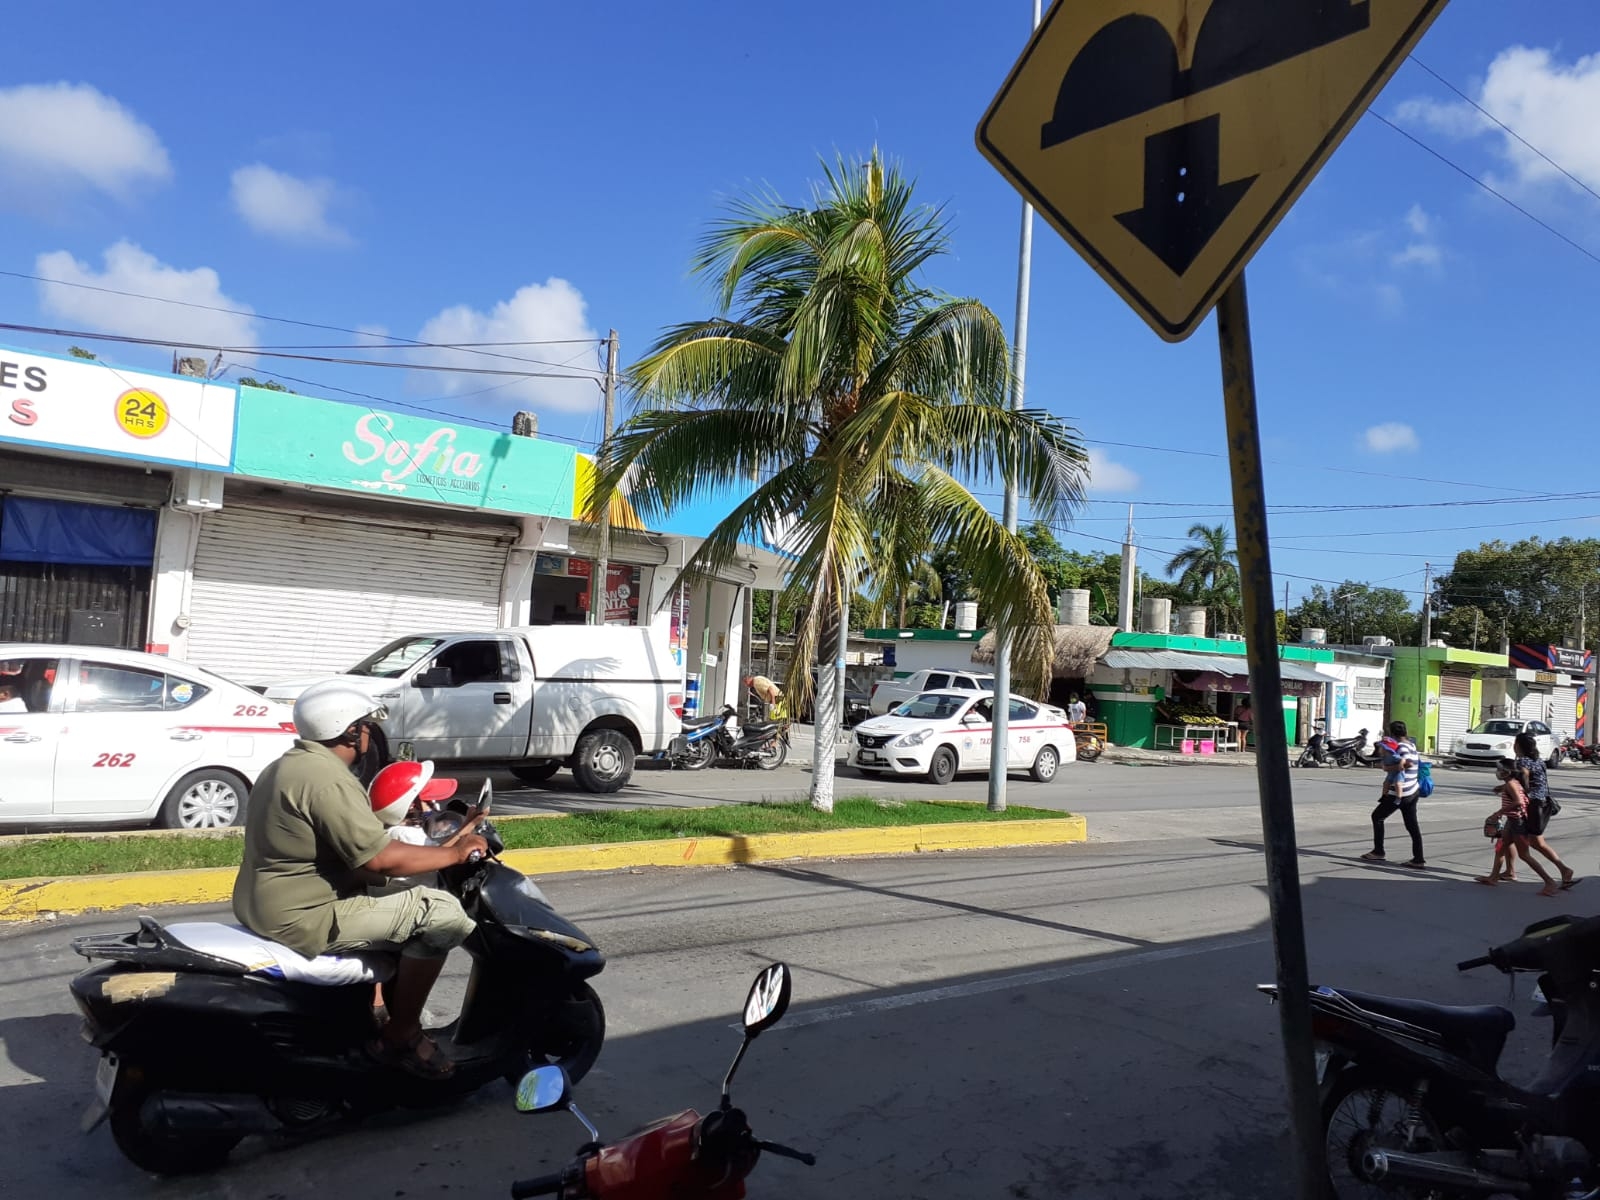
[1093,688,1158,748]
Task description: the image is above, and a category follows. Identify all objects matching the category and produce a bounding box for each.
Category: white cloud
[1363,422,1420,453]
[1085,448,1140,494]
[230,163,350,245]
[1397,47,1600,195]
[1403,204,1433,238]
[1391,204,1443,269]
[415,279,600,412]
[34,241,257,352]
[0,82,169,209]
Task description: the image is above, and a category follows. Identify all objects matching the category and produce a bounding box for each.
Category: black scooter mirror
[514,1065,570,1114]
[722,962,791,1110]
[743,962,791,1034]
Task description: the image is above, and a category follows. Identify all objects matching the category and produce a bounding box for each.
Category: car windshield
[349,636,444,678]
[892,694,970,721]
[1469,721,1525,736]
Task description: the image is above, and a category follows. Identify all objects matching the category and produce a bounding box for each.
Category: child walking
[1478,758,1559,896]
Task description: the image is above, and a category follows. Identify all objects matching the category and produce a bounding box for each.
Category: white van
[263,626,682,793]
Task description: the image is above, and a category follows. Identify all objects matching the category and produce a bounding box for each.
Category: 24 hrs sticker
[115,388,169,439]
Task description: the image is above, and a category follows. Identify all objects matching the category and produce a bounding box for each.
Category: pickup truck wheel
[572,730,633,793]
[510,762,562,785]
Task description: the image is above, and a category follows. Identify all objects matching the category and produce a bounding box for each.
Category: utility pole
[988,0,1042,816]
[591,330,619,625]
[1420,561,1432,647]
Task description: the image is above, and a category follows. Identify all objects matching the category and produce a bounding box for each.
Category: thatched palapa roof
[973,624,1117,679]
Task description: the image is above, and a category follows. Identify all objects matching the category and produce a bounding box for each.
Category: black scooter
[69,781,606,1175]
[668,705,788,771]
[1262,913,1600,1197]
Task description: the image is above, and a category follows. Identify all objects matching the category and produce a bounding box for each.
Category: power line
[1408,56,1600,208]
[1368,111,1600,270]
[0,265,604,367]
[0,321,605,382]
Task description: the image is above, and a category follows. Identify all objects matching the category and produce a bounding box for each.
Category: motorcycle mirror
[478,777,492,818]
[743,962,791,1034]
[514,1065,571,1114]
[722,963,792,1110]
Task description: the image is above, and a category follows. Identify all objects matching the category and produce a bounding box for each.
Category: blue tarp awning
[0,496,156,567]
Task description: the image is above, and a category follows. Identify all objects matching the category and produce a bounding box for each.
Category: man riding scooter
[232,682,488,1078]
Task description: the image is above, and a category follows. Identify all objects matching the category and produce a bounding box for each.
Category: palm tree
[591,151,1088,811]
[1165,523,1241,634]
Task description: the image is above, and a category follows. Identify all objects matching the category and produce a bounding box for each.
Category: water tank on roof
[954,601,978,631]
[1059,589,1091,626]
[1141,597,1172,634]
[1176,606,1207,637]
[1301,628,1327,645]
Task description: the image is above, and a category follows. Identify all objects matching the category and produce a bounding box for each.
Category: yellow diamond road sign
[977,0,1451,342]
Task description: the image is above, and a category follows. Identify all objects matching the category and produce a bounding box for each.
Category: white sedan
[851,689,1076,784]
[0,644,297,829]
[1451,718,1559,767]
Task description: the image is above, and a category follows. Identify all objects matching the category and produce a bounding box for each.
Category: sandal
[1474,876,1499,887]
[367,1029,455,1079]
[1561,874,1581,891]
[1359,852,1387,862]
[371,1004,390,1032]
[1539,883,1561,897]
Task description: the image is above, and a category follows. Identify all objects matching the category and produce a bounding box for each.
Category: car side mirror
[414,667,452,689]
[962,713,983,726]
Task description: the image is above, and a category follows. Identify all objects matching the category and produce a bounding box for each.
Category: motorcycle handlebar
[1457,955,1494,972]
[757,1139,817,1166]
[510,1171,566,1199]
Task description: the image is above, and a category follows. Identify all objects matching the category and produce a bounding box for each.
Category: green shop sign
[233,386,577,517]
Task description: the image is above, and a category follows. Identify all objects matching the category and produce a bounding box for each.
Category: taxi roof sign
[977,0,1451,342]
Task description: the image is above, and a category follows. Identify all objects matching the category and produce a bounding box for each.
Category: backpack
[1416,761,1434,799]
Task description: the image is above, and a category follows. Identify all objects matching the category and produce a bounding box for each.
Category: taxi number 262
[93,752,138,768]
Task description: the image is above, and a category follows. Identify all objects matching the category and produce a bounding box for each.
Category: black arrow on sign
[1115,115,1257,276]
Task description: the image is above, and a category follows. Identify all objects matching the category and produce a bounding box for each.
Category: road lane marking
[774,932,1268,1030]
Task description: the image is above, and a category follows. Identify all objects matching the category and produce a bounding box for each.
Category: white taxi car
[0,645,297,829]
[851,689,1076,784]
[1450,718,1559,767]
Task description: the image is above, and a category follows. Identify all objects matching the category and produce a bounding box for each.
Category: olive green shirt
[232,740,390,959]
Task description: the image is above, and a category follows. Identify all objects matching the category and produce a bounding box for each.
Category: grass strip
[0,798,1071,881]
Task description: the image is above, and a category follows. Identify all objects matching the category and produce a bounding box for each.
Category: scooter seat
[163,922,394,987]
[681,716,723,731]
[1337,988,1515,1071]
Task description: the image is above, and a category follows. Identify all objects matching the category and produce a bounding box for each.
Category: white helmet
[293,682,387,743]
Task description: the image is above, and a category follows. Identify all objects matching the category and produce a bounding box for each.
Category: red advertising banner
[572,559,640,625]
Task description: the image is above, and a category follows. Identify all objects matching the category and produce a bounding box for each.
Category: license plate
[81,1054,118,1132]
[860,751,882,763]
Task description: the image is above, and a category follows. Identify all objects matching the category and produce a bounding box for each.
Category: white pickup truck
[867,667,995,715]
[263,626,682,793]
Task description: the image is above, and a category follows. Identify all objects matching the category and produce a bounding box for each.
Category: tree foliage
[1434,538,1600,648]
[592,151,1089,809]
[1288,582,1418,645]
[1164,523,1240,634]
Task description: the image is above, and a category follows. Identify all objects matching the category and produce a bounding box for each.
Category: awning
[1101,648,1337,684]
[1102,649,1247,673]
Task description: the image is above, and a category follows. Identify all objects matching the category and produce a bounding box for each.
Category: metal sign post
[1216,274,1322,1197]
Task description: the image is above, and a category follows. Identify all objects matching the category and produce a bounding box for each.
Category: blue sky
[1,1,1597,611]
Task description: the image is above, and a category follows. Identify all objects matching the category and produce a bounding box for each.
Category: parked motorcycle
[1560,735,1596,764]
[506,962,814,1198]
[1295,724,1372,768]
[69,780,607,1175]
[1261,913,1600,1197]
[668,705,789,771]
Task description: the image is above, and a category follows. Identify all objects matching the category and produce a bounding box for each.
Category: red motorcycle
[507,963,813,1199]
[1560,735,1596,764]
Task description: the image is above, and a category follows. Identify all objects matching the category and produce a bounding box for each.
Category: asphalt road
[6,765,1600,1197]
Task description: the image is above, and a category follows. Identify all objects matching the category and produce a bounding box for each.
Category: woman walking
[1477,759,1560,895]
[1514,732,1579,890]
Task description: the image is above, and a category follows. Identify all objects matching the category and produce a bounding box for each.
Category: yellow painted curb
[0,817,1086,922]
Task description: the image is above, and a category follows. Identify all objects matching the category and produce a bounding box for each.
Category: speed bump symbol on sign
[977,0,1451,341]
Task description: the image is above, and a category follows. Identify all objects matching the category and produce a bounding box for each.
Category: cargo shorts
[325,886,475,960]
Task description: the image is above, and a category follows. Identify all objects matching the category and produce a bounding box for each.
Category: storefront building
[1087,631,1339,750]
[1485,644,1592,741]
[0,347,234,650]
[1384,645,1508,756]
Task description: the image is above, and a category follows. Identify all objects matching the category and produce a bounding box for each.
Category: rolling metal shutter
[185,505,511,686]
[1437,671,1472,753]
[1552,688,1578,739]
